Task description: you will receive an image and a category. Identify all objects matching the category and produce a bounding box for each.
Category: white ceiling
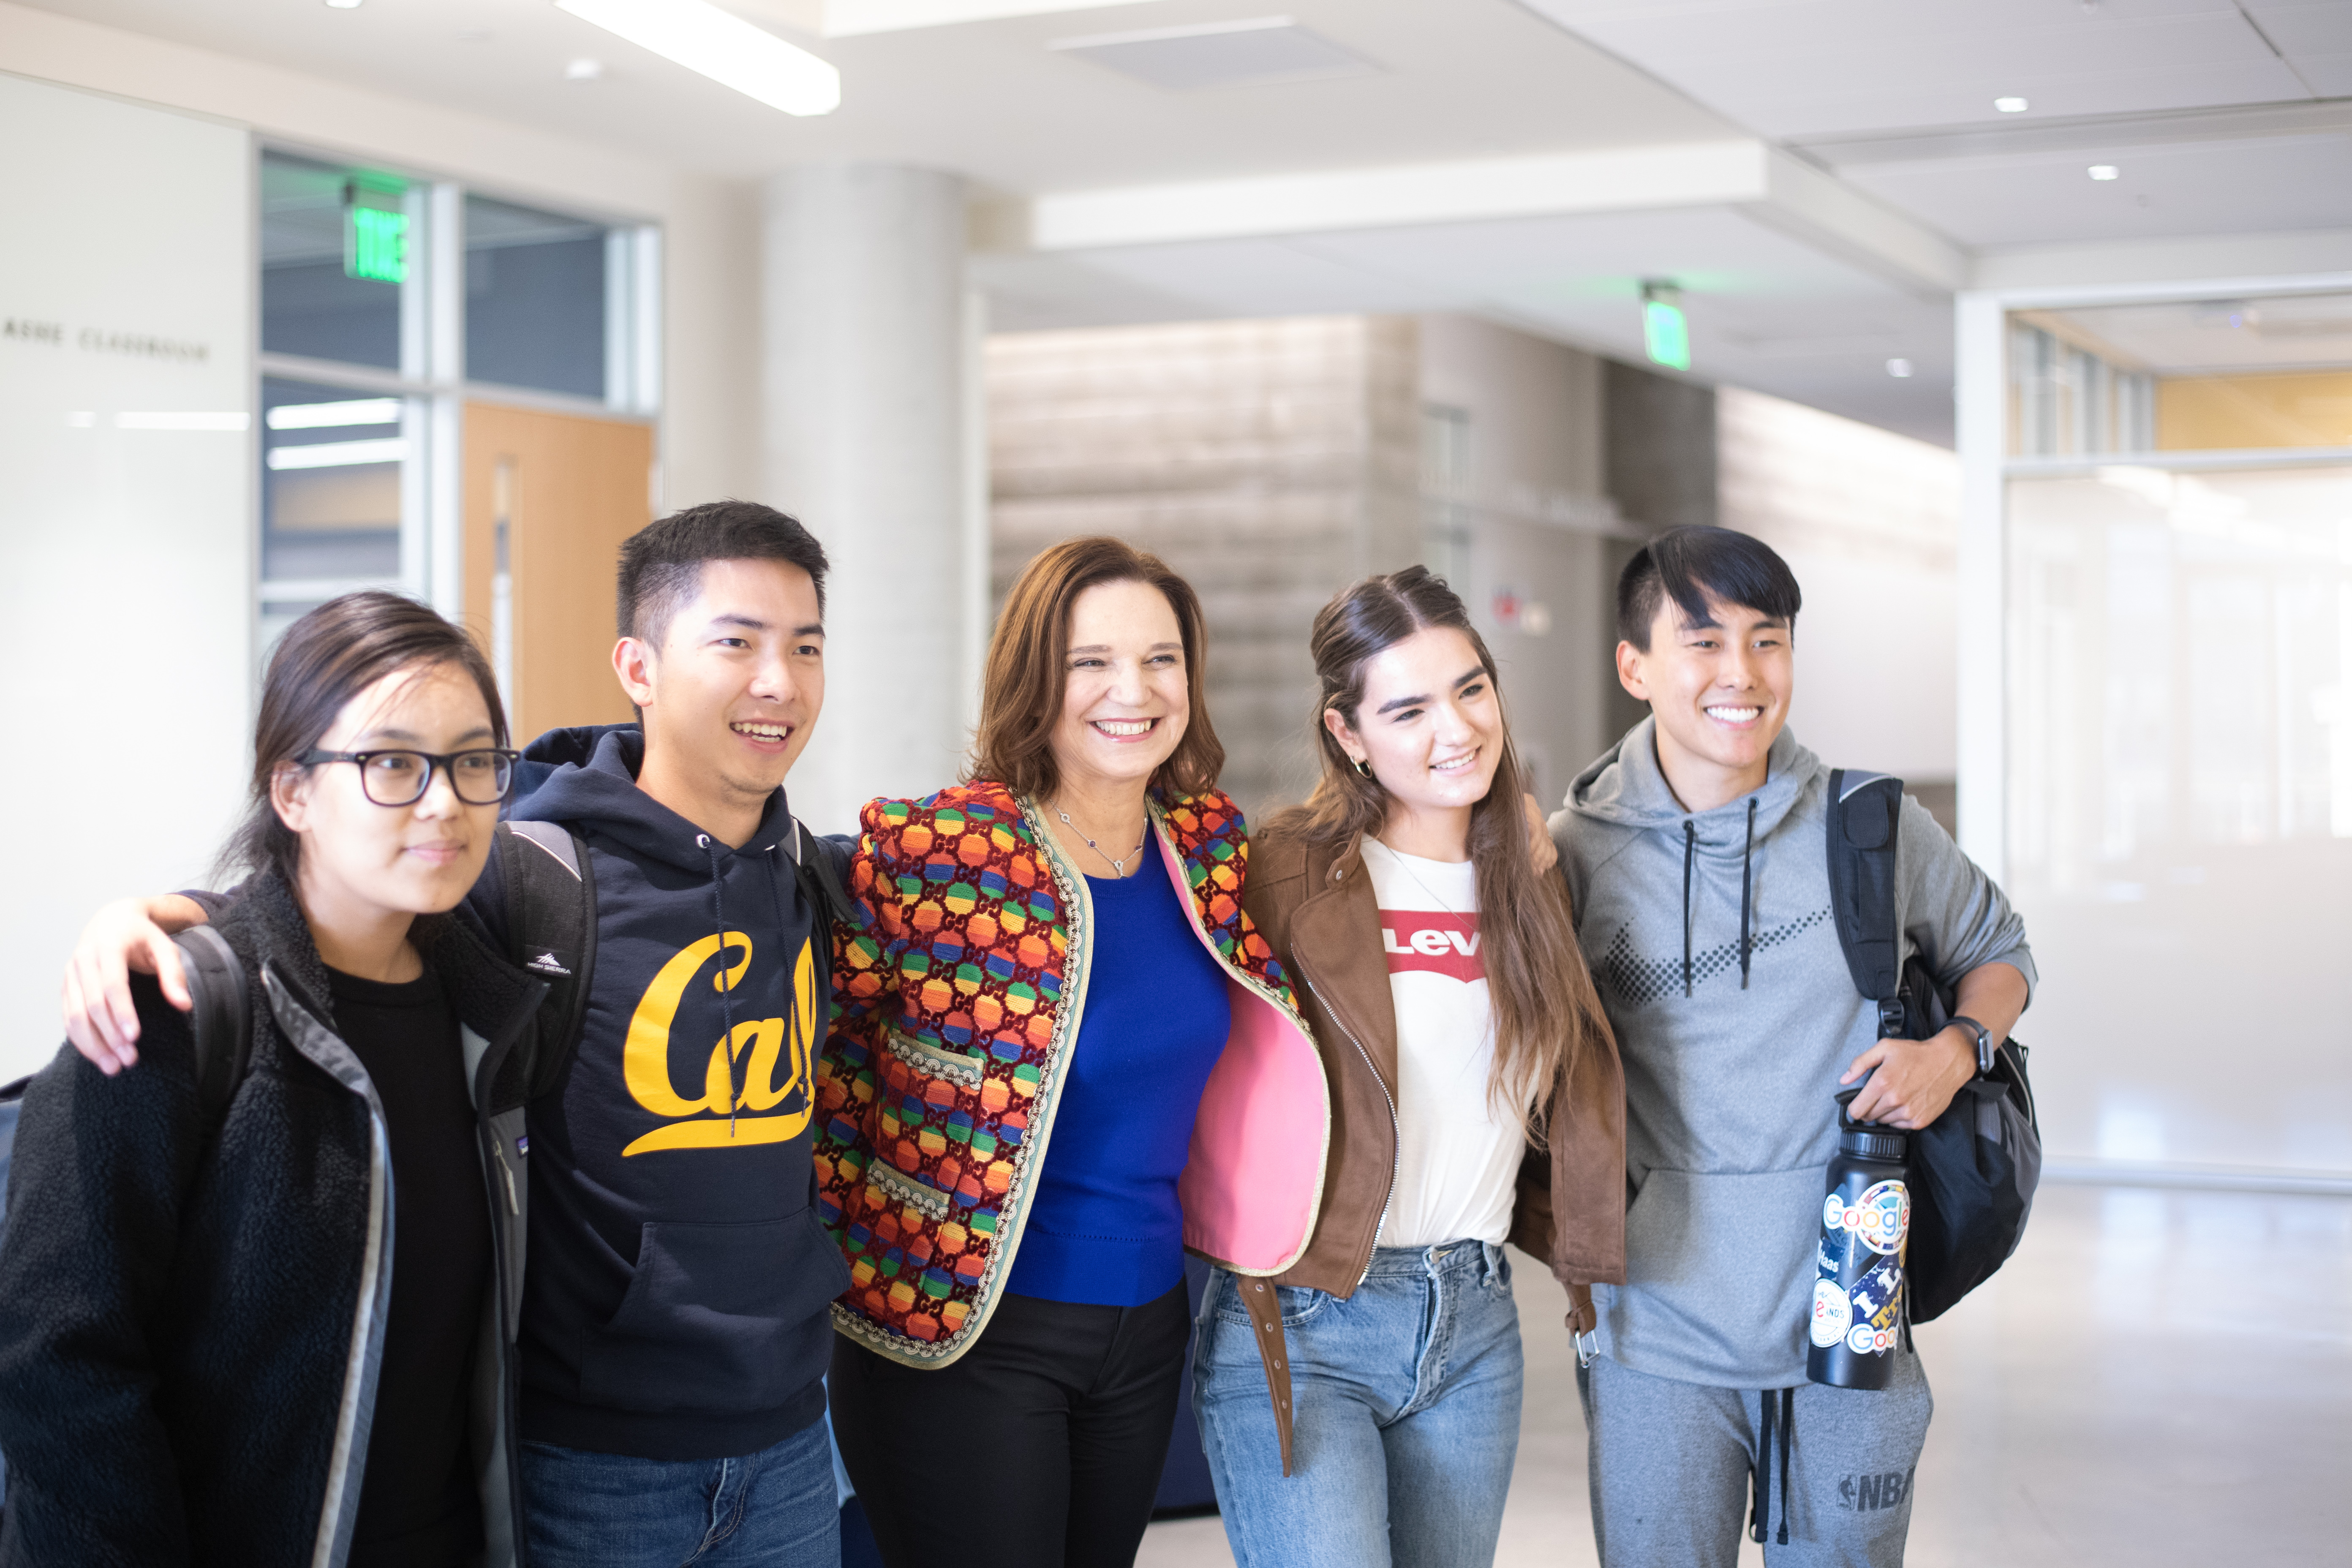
[1520,0,2352,256]
[18,0,1734,187]
[1518,0,2347,138]
[20,0,2352,449]
[1837,129,2352,250]
[980,203,1961,439]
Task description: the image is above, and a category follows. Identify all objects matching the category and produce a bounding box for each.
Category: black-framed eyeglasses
[297,748,521,807]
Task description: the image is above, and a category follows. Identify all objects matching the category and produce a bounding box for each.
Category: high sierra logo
[621,932,818,1156]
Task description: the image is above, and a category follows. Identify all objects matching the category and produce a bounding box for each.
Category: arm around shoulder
[61,893,222,1075]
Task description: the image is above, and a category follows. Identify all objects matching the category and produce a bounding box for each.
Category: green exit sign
[346,205,408,285]
[1642,284,1690,372]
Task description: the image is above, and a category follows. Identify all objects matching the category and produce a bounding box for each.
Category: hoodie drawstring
[1739,798,1757,991]
[1680,820,1696,998]
[770,838,800,1111]
[1686,803,1761,996]
[699,833,742,1137]
[1750,1386,1794,1546]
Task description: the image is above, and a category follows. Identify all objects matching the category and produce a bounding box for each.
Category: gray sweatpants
[1578,1352,1933,1568]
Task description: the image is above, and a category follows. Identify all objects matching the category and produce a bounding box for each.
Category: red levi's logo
[1379,911,1485,982]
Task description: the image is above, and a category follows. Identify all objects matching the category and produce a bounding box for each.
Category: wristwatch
[1949,1015,1995,1076]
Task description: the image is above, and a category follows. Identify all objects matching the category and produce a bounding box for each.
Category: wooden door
[462,402,654,744]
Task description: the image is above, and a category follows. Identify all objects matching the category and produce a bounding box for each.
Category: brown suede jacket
[1229,827,1628,1473]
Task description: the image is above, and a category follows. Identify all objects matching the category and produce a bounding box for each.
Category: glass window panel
[261,152,408,370]
[262,376,405,584]
[2009,292,2352,457]
[2006,463,2352,1171]
[466,195,607,399]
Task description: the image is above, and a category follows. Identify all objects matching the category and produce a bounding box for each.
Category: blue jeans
[522,1417,840,1568]
[1194,1240,1524,1568]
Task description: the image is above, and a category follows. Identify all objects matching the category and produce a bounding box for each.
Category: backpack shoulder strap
[172,924,252,1126]
[783,819,854,929]
[496,820,598,1091]
[1825,768,1906,1036]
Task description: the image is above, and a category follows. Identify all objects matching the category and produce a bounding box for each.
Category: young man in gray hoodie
[1549,526,2033,1568]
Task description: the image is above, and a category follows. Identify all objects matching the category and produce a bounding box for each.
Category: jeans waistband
[1360,1239,1506,1282]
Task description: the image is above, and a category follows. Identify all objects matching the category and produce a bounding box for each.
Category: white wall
[1715,385,1960,782]
[0,11,766,1075]
[0,75,253,1081]
[0,2,762,513]
[1416,314,1617,804]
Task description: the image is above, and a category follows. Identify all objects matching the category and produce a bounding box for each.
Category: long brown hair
[1270,566,1608,1132]
[969,537,1225,801]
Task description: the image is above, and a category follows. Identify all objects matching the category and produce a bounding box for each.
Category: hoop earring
[1354,757,1372,779]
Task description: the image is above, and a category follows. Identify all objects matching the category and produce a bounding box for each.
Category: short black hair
[617,501,830,648]
[1616,525,1802,650]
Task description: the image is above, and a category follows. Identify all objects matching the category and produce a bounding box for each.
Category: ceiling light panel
[817,0,1156,35]
[554,0,840,114]
[1051,17,1378,92]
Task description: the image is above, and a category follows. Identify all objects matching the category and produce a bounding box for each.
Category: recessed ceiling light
[2088,164,2120,180]
[1051,17,1377,92]
[566,57,606,79]
[553,0,840,115]
[324,0,363,9]
[1886,358,1914,378]
[1993,96,2028,113]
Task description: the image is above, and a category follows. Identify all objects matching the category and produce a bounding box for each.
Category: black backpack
[462,816,854,1072]
[1824,769,2042,1325]
[0,922,254,1150]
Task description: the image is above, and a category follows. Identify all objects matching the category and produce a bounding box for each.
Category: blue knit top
[1005,866,1233,1308]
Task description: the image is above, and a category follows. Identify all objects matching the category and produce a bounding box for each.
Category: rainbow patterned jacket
[816,780,1331,1367]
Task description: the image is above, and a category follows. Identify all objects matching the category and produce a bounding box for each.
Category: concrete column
[762,164,973,832]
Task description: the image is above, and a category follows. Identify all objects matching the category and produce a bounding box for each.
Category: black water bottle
[1808,1089,1911,1389]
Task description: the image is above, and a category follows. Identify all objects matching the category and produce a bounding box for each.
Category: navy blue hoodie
[478,725,852,1460]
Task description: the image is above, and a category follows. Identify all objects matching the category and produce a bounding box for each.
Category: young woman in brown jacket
[1193,566,1626,1568]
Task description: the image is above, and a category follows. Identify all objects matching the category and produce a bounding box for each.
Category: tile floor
[1137,1186,2352,1567]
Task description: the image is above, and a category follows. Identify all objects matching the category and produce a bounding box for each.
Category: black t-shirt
[329,961,492,1568]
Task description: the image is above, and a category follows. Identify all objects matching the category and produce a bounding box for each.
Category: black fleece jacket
[0,876,546,1568]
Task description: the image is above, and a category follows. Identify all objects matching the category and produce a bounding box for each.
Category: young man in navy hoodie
[62,502,855,1568]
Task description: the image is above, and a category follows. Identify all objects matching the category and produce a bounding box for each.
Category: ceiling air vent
[1050,16,1378,92]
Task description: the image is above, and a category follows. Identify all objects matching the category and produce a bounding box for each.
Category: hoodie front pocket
[1610,1164,1826,1386]
[580,1209,854,1415]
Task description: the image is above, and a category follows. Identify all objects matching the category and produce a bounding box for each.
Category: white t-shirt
[1359,836,1520,1249]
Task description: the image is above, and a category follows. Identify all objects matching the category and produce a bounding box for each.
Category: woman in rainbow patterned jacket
[816,537,1330,1568]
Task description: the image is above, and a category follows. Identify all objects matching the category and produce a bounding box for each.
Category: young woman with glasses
[1190,567,1625,1567]
[0,591,550,1568]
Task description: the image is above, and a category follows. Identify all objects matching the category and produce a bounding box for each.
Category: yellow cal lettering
[622,931,752,1118]
[738,941,819,1112]
[621,934,819,1157]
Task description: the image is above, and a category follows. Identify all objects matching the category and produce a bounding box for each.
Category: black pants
[829,1284,1192,1568]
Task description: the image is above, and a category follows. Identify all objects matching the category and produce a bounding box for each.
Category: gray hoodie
[1550,718,2035,1389]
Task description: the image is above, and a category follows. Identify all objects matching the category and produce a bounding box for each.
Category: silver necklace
[1055,808,1147,877]
[1375,837,1473,919]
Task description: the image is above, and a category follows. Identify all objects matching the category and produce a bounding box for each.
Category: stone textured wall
[988,316,1421,817]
